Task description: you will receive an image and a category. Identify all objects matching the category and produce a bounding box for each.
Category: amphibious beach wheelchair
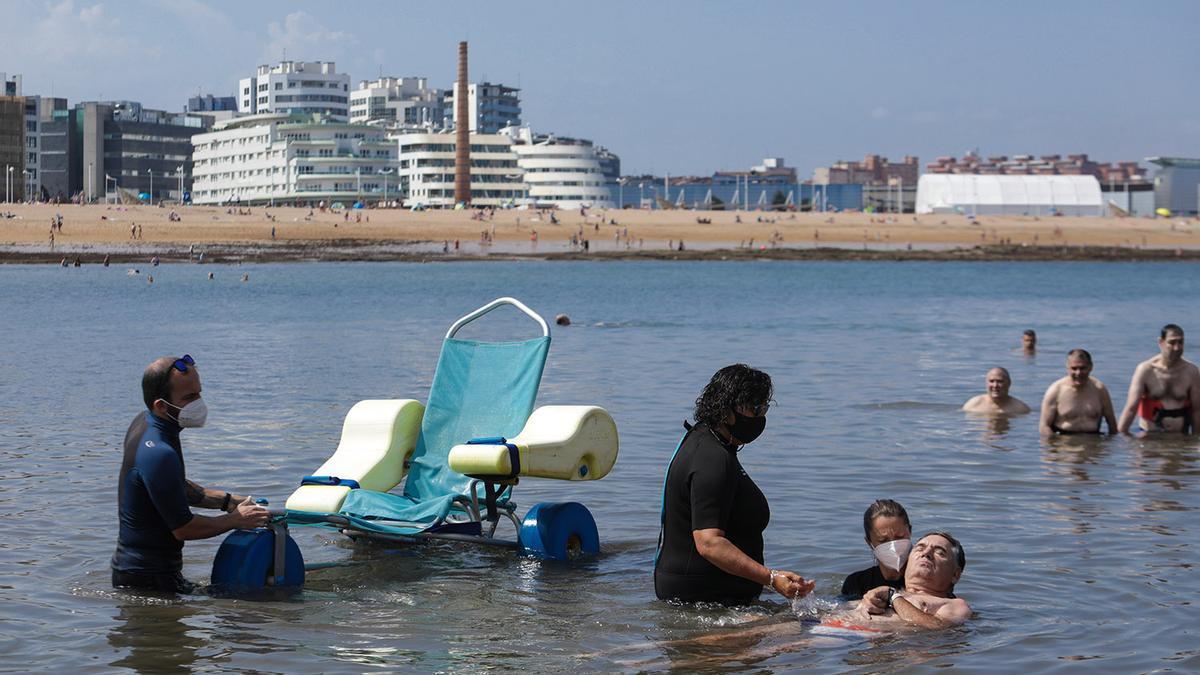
[211,298,620,589]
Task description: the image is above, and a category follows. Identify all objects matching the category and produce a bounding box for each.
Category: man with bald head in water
[963,367,1031,415]
[1039,349,1118,435]
[112,355,269,592]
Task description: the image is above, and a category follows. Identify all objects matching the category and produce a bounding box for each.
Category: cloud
[262,11,355,64]
[870,106,889,120]
[22,0,154,63]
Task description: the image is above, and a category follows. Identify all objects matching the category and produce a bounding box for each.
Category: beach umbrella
[353,202,363,209]
[138,192,151,201]
[1156,207,1171,217]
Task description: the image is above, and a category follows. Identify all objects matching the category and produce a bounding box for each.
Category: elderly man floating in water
[1040,349,1118,435]
[963,367,1031,415]
[1117,324,1200,434]
[847,532,971,631]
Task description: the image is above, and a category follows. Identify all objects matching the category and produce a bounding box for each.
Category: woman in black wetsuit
[654,364,814,604]
[840,499,912,599]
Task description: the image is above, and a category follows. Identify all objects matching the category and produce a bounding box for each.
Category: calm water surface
[1,260,1198,672]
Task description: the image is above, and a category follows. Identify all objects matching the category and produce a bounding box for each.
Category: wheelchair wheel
[517,502,599,561]
[211,528,305,589]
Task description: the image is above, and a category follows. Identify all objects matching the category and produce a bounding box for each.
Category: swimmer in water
[852,532,971,630]
[1117,324,1200,434]
[1022,329,1037,355]
[1039,349,1117,435]
[962,367,1031,415]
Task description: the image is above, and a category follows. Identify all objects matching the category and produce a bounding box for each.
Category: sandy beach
[3,203,1199,263]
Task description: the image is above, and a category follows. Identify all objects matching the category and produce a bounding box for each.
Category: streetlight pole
[356,167,361,203]
[4,165,10,203]
[178,164,184,205]
[378,168,393,206]
[149,169,154,205]
[87,162,93,203]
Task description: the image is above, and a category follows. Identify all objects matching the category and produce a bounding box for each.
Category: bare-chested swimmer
[963,367,1031,415]
[1117,324,1200,434]
[850,532,971,630]
[1022,329,1037,355]
[1040,349,1117,435]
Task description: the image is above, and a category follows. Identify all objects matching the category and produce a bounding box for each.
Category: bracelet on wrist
[221,492,232,512]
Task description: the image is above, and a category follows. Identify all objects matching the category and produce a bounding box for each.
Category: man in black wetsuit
[112,355,269,592]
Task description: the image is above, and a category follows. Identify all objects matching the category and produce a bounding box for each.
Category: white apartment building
[191,113,399,205]
[395,131,523,207]
[349,77,446,129]
[447,82,521,133]
[504,127,616,209]
[238,61,350,122]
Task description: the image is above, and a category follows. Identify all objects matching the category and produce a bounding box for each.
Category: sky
[2,0,1198,176]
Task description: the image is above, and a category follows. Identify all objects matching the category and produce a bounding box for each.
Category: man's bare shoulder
[935,597,972,625]
[1089,377,1109,392]
[1005,397,1032,414]
[962,395,989,411]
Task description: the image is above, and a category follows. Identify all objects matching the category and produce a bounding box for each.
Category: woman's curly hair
[693,364,773,427]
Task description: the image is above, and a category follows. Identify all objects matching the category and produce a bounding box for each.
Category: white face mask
[164,398,208,428]
[873,538,912,573]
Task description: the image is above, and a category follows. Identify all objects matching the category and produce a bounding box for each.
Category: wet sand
[3,203,1198,263]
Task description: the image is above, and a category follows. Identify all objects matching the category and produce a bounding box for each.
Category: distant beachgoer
[1117,324,1200,433]
[103,254,110,268]
[1039,349,1117,435]
[241,273,249,283]
[555,314,571,326]
[131,224,137,239]
[271,226,276,240]
[1022,330,1037,355]
[207,272,214,280]
[963,367,1031,415]
[147,275,154,284]
[842,499,912,600]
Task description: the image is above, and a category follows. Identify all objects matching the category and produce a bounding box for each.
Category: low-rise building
[238,61,350,122]
[395,131,523,207]
[1147,157,1200,216]
[814,154,919,186]
[349,77,446,129]
[0,95,25,201]
[76,101,211,203]
[23,95,68,200]
[504,127,615,209]
[447,82,521,133]
[191,113,399,205]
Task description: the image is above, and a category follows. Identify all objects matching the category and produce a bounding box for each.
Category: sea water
[0,260,1197,672]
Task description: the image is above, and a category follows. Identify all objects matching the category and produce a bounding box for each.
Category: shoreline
[3,202,1199,264]
[6,241,1200,264]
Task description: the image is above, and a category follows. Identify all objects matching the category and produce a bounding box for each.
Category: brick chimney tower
[454,41,471,206]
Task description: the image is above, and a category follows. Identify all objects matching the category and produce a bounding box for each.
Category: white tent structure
[915,174,1103,216]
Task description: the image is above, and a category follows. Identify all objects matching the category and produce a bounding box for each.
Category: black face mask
[729,410,766,445]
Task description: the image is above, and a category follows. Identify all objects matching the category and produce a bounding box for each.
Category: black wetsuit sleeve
[688,452,736,532]
[141,449,194,532]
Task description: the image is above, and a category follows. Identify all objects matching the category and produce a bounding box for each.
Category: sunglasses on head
[171,354,195,373]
